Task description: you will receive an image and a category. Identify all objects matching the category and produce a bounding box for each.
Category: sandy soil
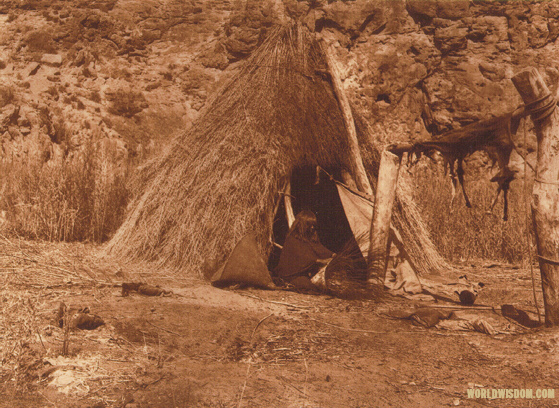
[1,239,558,408]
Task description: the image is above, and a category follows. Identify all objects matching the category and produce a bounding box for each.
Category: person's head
[288,210,319,243]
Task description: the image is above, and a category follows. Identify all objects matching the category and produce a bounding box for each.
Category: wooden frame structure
[368,68,559,326]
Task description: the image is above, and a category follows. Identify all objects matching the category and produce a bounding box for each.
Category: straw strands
[105,22,451,277]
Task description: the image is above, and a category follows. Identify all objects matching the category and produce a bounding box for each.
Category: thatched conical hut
[106,23,449,278]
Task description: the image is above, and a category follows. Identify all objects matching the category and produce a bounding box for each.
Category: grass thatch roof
[106,22,450,277]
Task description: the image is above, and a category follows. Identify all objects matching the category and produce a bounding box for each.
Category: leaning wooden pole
[512,68,559,326]
[284,181,295,228]
[320,39,373,196]
[368,149,402,280]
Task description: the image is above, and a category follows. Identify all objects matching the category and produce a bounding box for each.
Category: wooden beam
[319,39,373,196]
[368,149,402,280]
[386,105,528,157]
[512,68,559,326]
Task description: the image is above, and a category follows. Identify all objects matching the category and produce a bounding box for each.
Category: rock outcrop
[0,0,557,173]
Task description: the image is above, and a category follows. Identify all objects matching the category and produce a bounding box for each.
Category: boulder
[406,0,437,23]
[0,104,19,131]
[436,0,470,20]
[478,62,506,82]
[0,85,13,108]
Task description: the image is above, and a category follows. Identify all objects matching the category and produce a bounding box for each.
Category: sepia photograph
[1,0,558,407]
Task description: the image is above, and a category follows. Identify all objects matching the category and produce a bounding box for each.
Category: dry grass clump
[411,160,532,263]
[0,287,46,395]
[0,140,132,243]
[106,87,148,118]
[0,237,111,286]
[0,238,156,400]
[325,236,386,300]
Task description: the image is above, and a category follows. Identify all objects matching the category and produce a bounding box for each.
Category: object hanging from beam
[387,106,529,221]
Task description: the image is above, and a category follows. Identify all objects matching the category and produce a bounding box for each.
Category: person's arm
[310,241,334,260]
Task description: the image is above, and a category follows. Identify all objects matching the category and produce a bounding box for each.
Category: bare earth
[1,239,558,408]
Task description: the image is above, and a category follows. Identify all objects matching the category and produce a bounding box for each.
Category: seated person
[275,210,334,292]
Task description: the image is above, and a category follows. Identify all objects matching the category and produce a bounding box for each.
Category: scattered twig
[62,306,70,356]
[238,293,311,309]
[238,313,274,408]
[278,375,312,398]
[146,321,182,337]
[237,359,252,408]
[303,357,310,403]
[415,304,496,311]
[36,328,46,352]
[38,391,56,406]
[143,375,165,388]
[79,264,98,281]
[309,318,390,334]
[250,313,274,343]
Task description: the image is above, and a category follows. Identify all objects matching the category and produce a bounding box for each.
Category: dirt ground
[1,238,559,408]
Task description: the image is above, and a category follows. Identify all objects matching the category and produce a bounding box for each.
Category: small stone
[17,115,30,127]
[406,0,437,19]
[25,62,41,76]
[41,53,63,67]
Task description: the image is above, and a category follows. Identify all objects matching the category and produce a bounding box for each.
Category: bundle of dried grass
[324,237,376,299]
[106,24,353,273]
[105,22,451,278]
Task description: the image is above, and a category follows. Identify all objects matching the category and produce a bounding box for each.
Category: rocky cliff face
[1,0,558,170]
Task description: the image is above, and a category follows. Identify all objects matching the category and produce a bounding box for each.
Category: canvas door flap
[334,182,373,257]
[211,232,275,289]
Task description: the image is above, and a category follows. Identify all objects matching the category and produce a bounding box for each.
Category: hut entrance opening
[268,166,361,272]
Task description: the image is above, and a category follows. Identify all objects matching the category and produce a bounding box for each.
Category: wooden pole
[512,68,559,326]
[319,37,416,280]
[319,39,373,196]
[368,149,402,280]
[284,182,295,228]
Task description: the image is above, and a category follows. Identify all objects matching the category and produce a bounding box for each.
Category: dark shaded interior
[268,166,362,273]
